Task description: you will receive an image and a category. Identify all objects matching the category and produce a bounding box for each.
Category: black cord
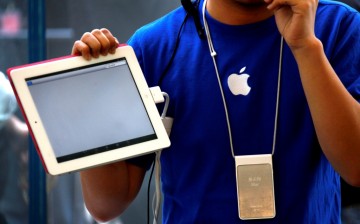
[146,3,203,223]
[147,16,187,220]
[147,158,155,224]
[147,16,188,224]
[181,0,205,38]
[158,13,190,87]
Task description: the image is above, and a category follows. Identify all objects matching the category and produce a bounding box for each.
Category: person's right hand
[71,28,119,60]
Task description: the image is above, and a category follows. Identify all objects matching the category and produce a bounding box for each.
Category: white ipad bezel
[8,45,170,175]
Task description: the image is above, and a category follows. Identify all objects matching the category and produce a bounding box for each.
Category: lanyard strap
[202,0,284,158]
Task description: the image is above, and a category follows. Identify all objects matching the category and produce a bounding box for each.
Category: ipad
[7,45,170,175]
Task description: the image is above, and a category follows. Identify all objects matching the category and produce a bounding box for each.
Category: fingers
[265,0,297,11]
[72,39,92,60]
[100,28,119,55]
[264,0,318,50]
[265,0,318,11]
[71,28,120,61]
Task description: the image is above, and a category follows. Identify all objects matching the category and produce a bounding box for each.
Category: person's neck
[206,0,274,25]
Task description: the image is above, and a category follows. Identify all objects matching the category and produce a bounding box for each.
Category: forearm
[292,38,360,186]
[80,161,146,222]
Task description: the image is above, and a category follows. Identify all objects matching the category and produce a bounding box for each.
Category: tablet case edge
[6,43,128,173]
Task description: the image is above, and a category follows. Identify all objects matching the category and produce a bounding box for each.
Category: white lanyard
[201,0,284,158]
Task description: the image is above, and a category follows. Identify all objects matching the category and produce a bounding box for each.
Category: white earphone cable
[202,0,283,157]
[202,0,235,158]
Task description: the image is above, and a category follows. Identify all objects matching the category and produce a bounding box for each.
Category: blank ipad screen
[26,58,155,163]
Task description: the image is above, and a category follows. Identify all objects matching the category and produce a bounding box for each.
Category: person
[71,0,360,223]
[0,71,28,224]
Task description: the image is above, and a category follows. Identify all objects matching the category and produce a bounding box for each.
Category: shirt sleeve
[330,8,360,102]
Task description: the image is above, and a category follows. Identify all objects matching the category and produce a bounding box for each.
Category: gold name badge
[235,154,276,220]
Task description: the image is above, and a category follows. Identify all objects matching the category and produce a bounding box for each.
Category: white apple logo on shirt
[228,67,251,96]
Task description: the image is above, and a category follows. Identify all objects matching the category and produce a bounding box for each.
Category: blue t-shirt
[128,0,360,223]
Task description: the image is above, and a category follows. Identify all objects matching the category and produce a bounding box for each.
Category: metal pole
[28,0,47,223]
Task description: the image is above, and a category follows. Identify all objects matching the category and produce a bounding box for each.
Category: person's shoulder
[143,6,186,29]
[318,0,359,15]
[129,7,186,44]
[316,0,360,31]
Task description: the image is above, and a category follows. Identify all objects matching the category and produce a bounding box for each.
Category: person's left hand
[265,0,319,51]
[71,28,119,60]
